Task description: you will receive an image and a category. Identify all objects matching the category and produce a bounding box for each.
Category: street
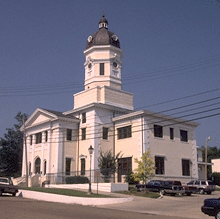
[0,195,186,219]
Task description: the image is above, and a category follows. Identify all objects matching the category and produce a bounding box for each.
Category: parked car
[182,183,198,195]
[136,180,186,196]
[161,181,185,196]
[0,177,18,196]
[187,180,215,194]
[201,197,220,218]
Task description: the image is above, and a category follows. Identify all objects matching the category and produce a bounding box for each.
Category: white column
[41,132,46,174]
[22,139,26,176]
[47,130,52,174]
[57,128,64,173]
[31,134,36,174]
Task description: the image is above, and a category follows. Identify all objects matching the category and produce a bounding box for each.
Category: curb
[18,190,133,206]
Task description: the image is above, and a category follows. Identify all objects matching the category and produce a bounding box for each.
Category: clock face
[112,34,118,41]
[113,62,117,68]
[87,35,93,43]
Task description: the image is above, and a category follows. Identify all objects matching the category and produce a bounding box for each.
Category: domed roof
[86,15,120,49]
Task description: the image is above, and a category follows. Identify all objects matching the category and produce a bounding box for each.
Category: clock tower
[84,15,123,90]
[73,16,133,110]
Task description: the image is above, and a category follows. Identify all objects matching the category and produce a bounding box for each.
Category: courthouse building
[21,16,200,185]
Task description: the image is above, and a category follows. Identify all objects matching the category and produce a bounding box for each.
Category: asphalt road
[98,192,218,219]
[0,195,187,219]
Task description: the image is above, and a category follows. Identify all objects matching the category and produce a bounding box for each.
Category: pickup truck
[135,180,196,196]
[0,177,19,196]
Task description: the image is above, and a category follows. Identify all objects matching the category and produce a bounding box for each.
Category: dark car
[201,198,220,219]
[146,180,165,193]
[0,177,18,196]
[136,180,185,196]
[161,180,185,196]
[135,180,165,192]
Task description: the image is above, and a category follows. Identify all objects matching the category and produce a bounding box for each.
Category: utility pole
[205,136,211,181]
[23,117,28,187]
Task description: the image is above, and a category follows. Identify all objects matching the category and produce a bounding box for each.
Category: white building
[21,16,200,186]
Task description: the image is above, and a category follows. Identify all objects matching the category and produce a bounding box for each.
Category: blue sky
[0,0,219,147]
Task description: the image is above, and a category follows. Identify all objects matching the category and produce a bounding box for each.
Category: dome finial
[99,14,108,29]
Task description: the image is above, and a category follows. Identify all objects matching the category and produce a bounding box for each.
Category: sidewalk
[18,189,133,206]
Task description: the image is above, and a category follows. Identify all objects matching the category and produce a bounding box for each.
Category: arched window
[44,160,47,175]
[35,158,41,174]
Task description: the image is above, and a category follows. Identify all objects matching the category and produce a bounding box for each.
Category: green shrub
[66,176,90,184]
[125,171,139,185]
[211,172,220,186]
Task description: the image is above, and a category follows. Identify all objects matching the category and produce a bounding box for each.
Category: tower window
[82,112,86,123]
[154,125,163,138]
[82,128,86,140]
[103,127,108,140]
[100,63,104,75]
[67,129,72,141]
[170,128,174,140]
[180,130,188,142]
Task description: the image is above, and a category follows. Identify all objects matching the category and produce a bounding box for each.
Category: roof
[86,15,120,49]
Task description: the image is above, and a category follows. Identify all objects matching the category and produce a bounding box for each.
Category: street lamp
[88,145,94,194]
[205,137,211,180]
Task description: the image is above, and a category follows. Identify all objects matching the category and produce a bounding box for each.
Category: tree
[131,150,155,184]
[0,112,28,177]
[97,150,121,182]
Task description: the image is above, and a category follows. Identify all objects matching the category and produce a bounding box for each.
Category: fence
[45,168,130,185]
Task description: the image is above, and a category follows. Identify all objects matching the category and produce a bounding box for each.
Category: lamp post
[205,137,211,180]
[88,145,94,194]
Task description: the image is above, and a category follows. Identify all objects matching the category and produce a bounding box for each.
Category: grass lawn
[20,185,160,199]
[116,186,160,199]
[20,187,111,198]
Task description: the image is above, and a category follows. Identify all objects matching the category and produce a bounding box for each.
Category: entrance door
[117,157,132,182]
[66,158,71,175]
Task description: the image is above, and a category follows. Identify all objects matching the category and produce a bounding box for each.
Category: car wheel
[215,209,220,219]
[199,189,205,194]
[207,191,212,195]
[0,190,2,196]
[12,193,16,196]
[186,192,191,196]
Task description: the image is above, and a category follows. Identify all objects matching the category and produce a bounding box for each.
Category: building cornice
[112,109,200,127]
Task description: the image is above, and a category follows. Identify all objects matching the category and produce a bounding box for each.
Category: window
[67,129,72,141]
[66,158,71,175]
[155,156,164,175]
[182,159,190,176]
[44,161,47,175]
[36,133,42,144]
[100,63,104,75]
[82,128,86,140]
[170,128,174,140]
[30,135,32,145]
[82,112,86,123]
[117,125,132,140]
[103,127,108,140]
[180,130,188,142]
[45,131,48,142]
[35,158,41,174]
[81,158,85,175]
[154,125,163,138]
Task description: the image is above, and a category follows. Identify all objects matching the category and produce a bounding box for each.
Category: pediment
[24,108,58,128]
